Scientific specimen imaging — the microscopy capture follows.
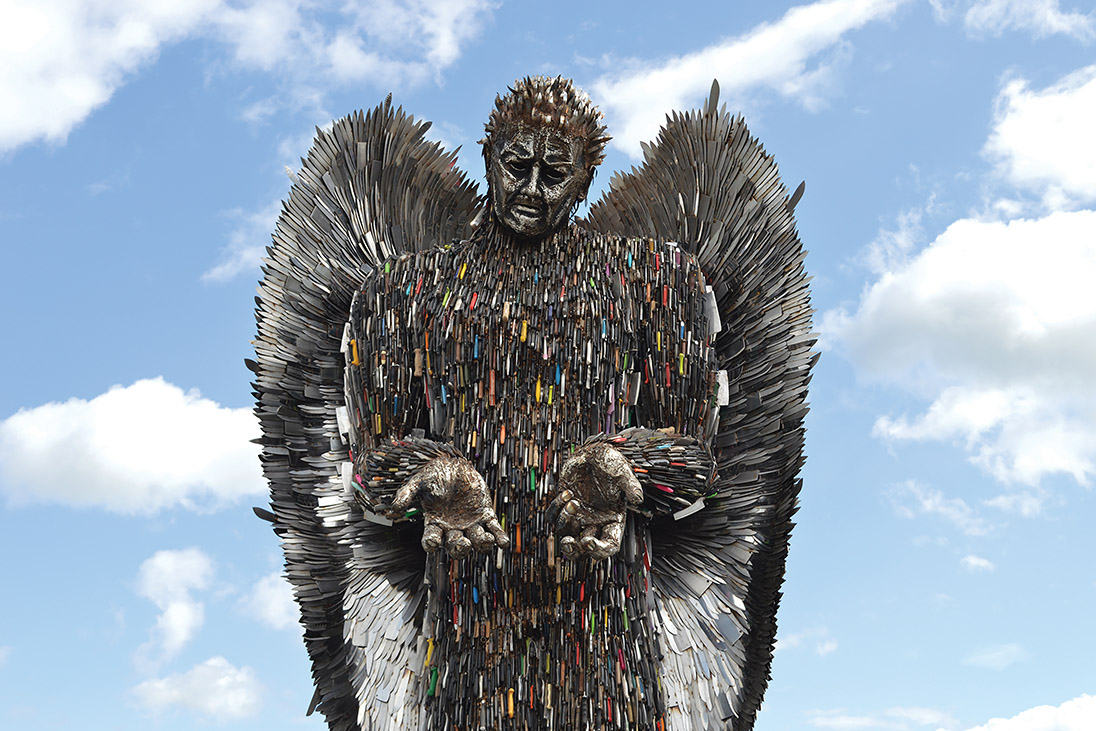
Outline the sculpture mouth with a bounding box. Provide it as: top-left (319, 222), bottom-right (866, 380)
top-left (509, 197), bottom-right (544, 217)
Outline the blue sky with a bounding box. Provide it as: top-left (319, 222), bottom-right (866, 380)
top-left (1, 0), bottom-right (1095, 729)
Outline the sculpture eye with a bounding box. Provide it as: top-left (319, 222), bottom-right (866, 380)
top-left (542, 167), bottom-right (567, 185)
top-left (506, 159), bottom-right (531, 176)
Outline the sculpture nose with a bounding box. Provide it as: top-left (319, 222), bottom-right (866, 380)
top-left (520, 163), bottom-right (543, 197)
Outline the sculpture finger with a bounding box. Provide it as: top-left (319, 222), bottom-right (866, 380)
top-left (421, 523), bottom-right (443, 553)
top-left (445, 529), bottom-right (472, 559)
top-left (466, 523), bottom-right (493, 552)
top-left (389, 471), bottom-right (424, 514)
top-left (594, 521), bottom-right (625, 559)
top-left (621, 469), bottom-right (644, 506)
top-left (577, 521), bottom-right (624, 560)
top-left (554, 499), bottom-right (582, 532)
top-left (545, 489), bottom-right (572, 526)
top-left (484, 516), bottom-right (510, 549)
top-left (559, 535), bottom-right (578, 557)
top-left (577, 525), bottom-right (604, 556)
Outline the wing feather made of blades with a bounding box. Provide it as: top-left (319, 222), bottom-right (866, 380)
top-left (251, 98), bottom-right (481, 731)
top-left (583, 81), bottom-right (815, 731)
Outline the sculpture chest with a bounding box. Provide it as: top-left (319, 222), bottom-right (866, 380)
top-left (347, 229), bottom-right (714, 729)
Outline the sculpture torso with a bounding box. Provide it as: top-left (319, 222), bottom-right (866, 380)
top-left (346, 225), bottom-right (717, 729)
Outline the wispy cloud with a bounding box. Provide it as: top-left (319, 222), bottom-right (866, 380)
top-left (889, 481), bottom-right (990, 536)
top-left (0, 377), bottom-right (262, 514)
top-left (590, 0), bottom-right (911, 157)
top-left (965, 0), bottom-right (1095, 40)
top-left (776, 626), bottom-right (839, 656)
top-left (887, 706), bottom-right (957, 727)
top-left (808, 705), bottom-right (957, 729)
top-left (962, 643), bottom-right (1027, 670)
top-left (203, 199), bottom-right (282, 283)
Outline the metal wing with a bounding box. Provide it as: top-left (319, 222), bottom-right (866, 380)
top-left (583, 81), bottom-right (815, 731)
top-left (251, 98), bottom-right (481, 730)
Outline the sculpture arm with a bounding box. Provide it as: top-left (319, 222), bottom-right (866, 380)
top-left (343, 265), bottom-right (507, 557)
top-left (547, 428), bottom-right (714, 558)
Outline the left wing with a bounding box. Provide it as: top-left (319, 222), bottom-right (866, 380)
top-left (252, 98), bottom-right (481, 730)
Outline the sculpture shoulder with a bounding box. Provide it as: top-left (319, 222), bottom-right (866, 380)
top-left (349, 241), bottom-right (470, 313)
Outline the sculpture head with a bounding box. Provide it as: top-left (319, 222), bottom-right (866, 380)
top-left (482, 76), bottom-right (610, 240)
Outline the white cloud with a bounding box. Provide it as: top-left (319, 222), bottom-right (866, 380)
top-left (240, 572), bottom-right (298, 631)
top-left (961, 694), bottom-right (1096, 731)
top-left (963, 643), bottom-right (1028, 671)
top-left (0, 645), bottom-right (10, 666)
top-left (889, 481), bottom-right (990, 536)
top-left (960, 554), bottom-right (995, 572)
top-left (0, 0), bottom-right (221, 153)
top-left (136, 548), bottom-right (214, 664)
top-left (133, 656), bottom-right (262, 721)
top-left (203, 199), bottom-right (283, 282)
top-left (965, 0), bottom-right (1095, 40)
top-left (986, 65), bottom-right (1096, 207)
top-left (590, 0), bottom-right (910, 157)
top-left (0, 0), bottom-right (496, 154)
top-left (0, 377), bottom-right (262, 514)
top-left (829, 209), bottom-right (1096, 489)
top-left (826, 65), bottom-right (1096, 499)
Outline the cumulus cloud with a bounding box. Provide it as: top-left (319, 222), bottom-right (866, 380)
top-left (825, 63), bottom-right (1096, 502)
top-left (965, 0), bottom-right (1095, 40)
top-left (960, 554), bottom-right (995, 572)
top-left (133, 656), bottom-right (262, 721)
top-left (889, 481), bottom-right (990, 536)
top-left (961, 694), bottom-right (1096, 731)
top-left (0, 0), bottom-right (220, 153)
top-left (136, 548), bottom-right (214, 664)
top-left (985, 65), bottom-right (1096, 208)
top-left (0, 377), bottom-right (262, 514)
top-left (962, 643), bottom-right (1027, 670)
top-left (590, 0), bottom-right (910, 157)
top-left (0, 0), bottom-right (496, 154)
top-left (240, 572), bottom-right (298, 631)
top-left (829, 209), bottom-right (1096, 490)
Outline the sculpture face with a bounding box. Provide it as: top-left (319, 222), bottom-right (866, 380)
top-left (488, 127), bottom-right (590, 239)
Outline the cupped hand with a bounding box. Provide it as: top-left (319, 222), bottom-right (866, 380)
top-left (548, 443), bottom-right (643, 560)
top-left (388, 456), bottom-right (509, 558)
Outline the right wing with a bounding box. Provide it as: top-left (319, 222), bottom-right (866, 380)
top-left (583, 81), bottom-right (815, 731)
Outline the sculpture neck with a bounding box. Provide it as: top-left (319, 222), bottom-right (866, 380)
top-left (475, 214), bottom-right (572, 261)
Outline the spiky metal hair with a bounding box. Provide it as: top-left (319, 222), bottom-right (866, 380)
top-left (483, 76), bottom-right (611, 168)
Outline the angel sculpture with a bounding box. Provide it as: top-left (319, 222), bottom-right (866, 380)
top-left (252, 76), bottom-right (814, 731)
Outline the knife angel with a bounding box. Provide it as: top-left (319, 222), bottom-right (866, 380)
top-left (252, 76), bottom-right (813, 731)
